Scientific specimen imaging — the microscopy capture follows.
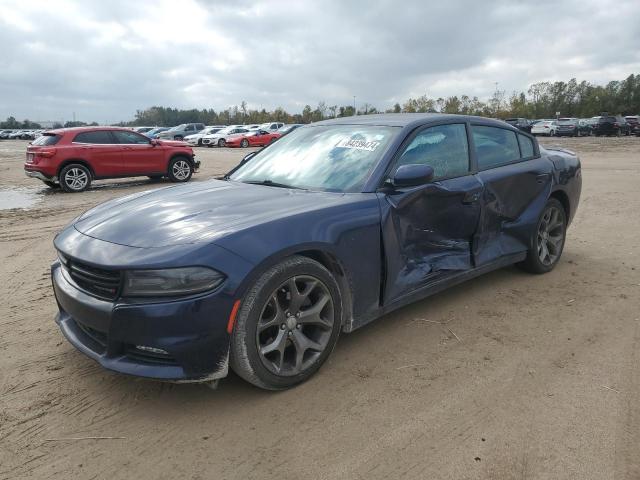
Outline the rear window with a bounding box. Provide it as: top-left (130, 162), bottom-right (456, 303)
top-left (73, 131), bottom-right (115, 144)
top-left (31, 133), bottom-right (61, 146)
top-left (472, 125), bottom-right (520, 170)
top-left (599, 116), bottom-right (616, 123)
top-left (518, 134), bottom-right (535, 158)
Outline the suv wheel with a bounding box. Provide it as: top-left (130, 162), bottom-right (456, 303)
top-left (59, 164), bottom-right (91, 193)
top-left (167, 157), bottom-right (193, 182)
top-left (174, 135), bottom-right (183, 141)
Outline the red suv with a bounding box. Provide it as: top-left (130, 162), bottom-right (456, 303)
top-left (24, 127), bottom-right (199, 192)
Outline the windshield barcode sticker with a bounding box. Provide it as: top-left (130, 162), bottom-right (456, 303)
top-left (335, 138), bottom-right (381, 151)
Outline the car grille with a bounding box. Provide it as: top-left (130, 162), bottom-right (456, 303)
top-left (62, 257), bottom-right (122, 300)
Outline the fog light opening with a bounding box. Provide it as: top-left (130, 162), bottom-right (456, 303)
top-left (135, 345), bottom-right (169, 355)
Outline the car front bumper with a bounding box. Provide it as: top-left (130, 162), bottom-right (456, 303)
top-left (52, 260), bottom-right (233, 382)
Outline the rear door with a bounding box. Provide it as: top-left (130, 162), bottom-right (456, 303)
top-left (112, 130), bottom-right (164, 176)
top-left (379, 122), bottom-right (483, 303)
top-left (471, 125), bottom-right (553, 265)
top-left (71, 130), bottom-right (122, 177)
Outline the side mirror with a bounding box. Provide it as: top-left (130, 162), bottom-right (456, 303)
top-left (391, 164), bottom-right (434, 188)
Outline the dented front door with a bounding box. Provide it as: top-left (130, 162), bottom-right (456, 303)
top-left (379, 174), bottom-right (483, 303)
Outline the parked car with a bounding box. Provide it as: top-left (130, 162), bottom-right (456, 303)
top-left (9, 130), bottom-right (26, 139)
top-left (132, 126), bottom-right (155, 134)
top-left (24, 127), bottom-right (198, 192)
top-left (224, 129), bottom-right (280, 148)
top-left (156, 123), bottom-right (206, 141)
top-left (624, 115), bottom-right (639, 131)
top-left (50, 114), bottom-right (581, 390)
top-left (531, 120), bottom-right (557, 136)
top-left (591, 115), bottom-right (630, 136)
top-left (0, 129), bottom-right (13, 139)
top-left (555, 118), bottom-right (591, 137)
top-left (185, 126), bottom-right (225, 146)
top-left (144, 127), bottom-right (170, 139)
top-left (503, 118), bottom-right (532, 133)
top-left (258, 122), bottom-right (285, 131)
top-left (202, 126), bottom-right (249, 147)
top-left (274, 124), bottom-right (303, 137)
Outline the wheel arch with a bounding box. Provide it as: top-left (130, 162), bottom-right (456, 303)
top-left (235, 245), bottom-right (355, 332)
top-left (167, 152), bottom-right (194, 169)
top-left (549, 189), bottom-right (570, 222)
top-left (57, 158), bottom-right (95, 179)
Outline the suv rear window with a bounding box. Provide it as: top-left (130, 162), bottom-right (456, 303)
top-left (31, 133), bottom-right (61, 146)
top-left (599, 117), bottom-right (616, 123)
top-left (74, 131), bottom-right (115, 144)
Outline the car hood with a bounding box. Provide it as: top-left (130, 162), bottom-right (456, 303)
top-left (73, 180), bottom-right (350, 248)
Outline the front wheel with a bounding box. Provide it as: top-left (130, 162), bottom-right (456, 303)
top-left (167, 157), bottom-right (193, 182)
top-left (519, 198), bottom-right (566, 274)
top-left (240, 139), bottom-right (249, 148)
top-left (230, 256), bottom-right (342, 390)
top-left (59, 164), bottom-right (92, 193)
top-left (218, 138), bottom-right (226, 147)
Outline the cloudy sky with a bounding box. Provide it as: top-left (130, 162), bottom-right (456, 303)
top-left (1, 0), bottom-right (639, 123)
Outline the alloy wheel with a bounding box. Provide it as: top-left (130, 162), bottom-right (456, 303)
top-left (172, 160), bottom-right (191, 180)
top-left (64, 168), bottom-right (88, 191)
top-left (256, 275), bottom-right (334, 376)
top-left (537, 206), bottom-right (564, 266)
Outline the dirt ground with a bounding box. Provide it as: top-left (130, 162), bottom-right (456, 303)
top-left (0, 136), bottom-right (639, 479)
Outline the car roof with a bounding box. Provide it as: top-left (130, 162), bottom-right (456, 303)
top-left (45, 126), bottom-right (136, 134)
top-left (313, 113), bottom-right (515, 129)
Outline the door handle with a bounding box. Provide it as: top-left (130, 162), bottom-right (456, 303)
top-left (536, 173), bottom-right (551, 184)
top-left (462, 191), bottom-right (481, 204)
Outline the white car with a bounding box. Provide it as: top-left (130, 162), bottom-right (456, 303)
top-left (531, 120), bottom-right (558, 136)
top-left (258, 122), bottom-right (285, 131)
top-left (202, 126), bottom-right (250, 147)
top-left (184, 126), bottom-right (226, 146)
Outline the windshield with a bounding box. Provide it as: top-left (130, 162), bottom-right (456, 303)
top-left (230, 125), bottom-right (398, 192)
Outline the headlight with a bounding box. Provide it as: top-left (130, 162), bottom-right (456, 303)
top-left (123, 267), bottom-right (225, 297)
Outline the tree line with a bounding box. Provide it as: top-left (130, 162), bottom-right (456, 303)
top-left (2, 73), bottom-right (638, 129)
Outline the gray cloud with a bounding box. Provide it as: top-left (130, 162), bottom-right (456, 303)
top-left (0, 0), bottom-right (639, 123)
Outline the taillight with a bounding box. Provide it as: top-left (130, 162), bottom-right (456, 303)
top-left (36, 149), bottom-right (56, 158)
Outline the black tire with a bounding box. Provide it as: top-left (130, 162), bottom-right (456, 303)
top-left (167, 156), bottom-right (193, 182)
top-left (59, 164), bottom-right (92, 193)
top-left (230, 255), bottom-right (342, 390)
top-left (218, 138), bottom-right (226, 147)
top-left (518, 198), bottom-right (566, 274)
top-left (240, 139), bottom-right (249, 148)
top-left (174, 135), bottom-right (183, 141)
top-left (41, 180), bottom-right (58, 189)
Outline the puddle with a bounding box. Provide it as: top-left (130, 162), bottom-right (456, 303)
top-left (0, 187), bottom-right (42, 210)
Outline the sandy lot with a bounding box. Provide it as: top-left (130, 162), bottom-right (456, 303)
top-left (0, 136), bottom-right (639, 479)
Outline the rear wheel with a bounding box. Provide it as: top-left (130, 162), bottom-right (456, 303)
top-left (519, 198), bottom-right (566, 274)
top-left (167, 157), bottom-right (193, 182)
top-left (218, 138), bottom-right (226, 147)
top-left (59, 164), bottom-right (91, 193)
top-left (230, 256), bottom-right (342, 390)
top-left (174, 135), bottom-right (184, 141)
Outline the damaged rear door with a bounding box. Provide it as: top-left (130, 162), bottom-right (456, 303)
top-left (378, 122), bottom-right (483, 303)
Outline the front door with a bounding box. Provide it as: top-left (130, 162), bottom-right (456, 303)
top-left (379, 122), bottom-right (483, 303)
top-left (112, 130), bottom-right (163, 176)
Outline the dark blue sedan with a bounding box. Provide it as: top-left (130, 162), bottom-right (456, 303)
top-left (52, 114), bottom-right (582, 390)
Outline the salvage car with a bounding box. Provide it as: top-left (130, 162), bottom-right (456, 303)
top-left (202, 126), bottom-right (249, 147)
top-left (224, 129), bottom-right (280, 148)
top-left (24, 127), bottom-right (198, 192)
top-left (51, 114), bottom-right (581, 389)
top-left (531, 120), bottom-right (557, 136)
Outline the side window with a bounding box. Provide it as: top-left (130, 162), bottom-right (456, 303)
top-left (113, 130), bottom-right (150, 145)
top-left (518, 133), bottom-right (535, 158)
top-left (472, 125), bottom-right (520, 170)
top-left (396, 123), bottom-right (469, 180)
top-left (186, 125), bottom-right (195, 131)
top-left (73, 131), bottom-right (114, 144)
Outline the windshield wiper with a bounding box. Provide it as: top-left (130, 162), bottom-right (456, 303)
top-left (242, 179), bottom-right (304, 190)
